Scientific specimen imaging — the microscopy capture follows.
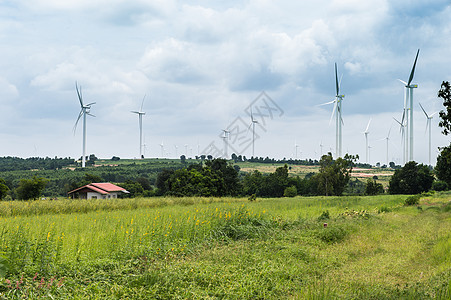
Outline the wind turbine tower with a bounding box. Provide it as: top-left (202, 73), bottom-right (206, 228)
top-left (419, 103), bottom-right (438, 166)
top-left (222, 130), bottom-right (230, 159)
top-left (320, 63), bottom-right (345, 158)
top-left (393, 117), bottom-right (407, 165)
top-left (131, 95), bottom-right (146, 159)
top-left (249, 109), bottom-right (259, 157)
top-left (74, 82), bottom-right (95, 168)
top-left (398, 49), bottom-right (420, 162)
top-left (364, 118), bottom-right (371, 164)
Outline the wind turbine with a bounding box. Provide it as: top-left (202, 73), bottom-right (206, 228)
top-left (131, 95), bottom-right (146, 159)
top-left (384, 127), bottom-right (392, 167)
top-left (419, 102), bottom-right (438, 166)
top-left (248, 108), bottom-right (259, 157)
top-left (398, 49), bottom-right (420, 162)
top-left (294, 140), bottom-right (300, 159)
top-left (363, 118), bottom-right (371, 164)
top-left (319, 63), bottom-right (344, 158)
top-left (222, 130), bottom-right (230, 159)
top-left (319, 141), bottom-right (324, 157)
top-left (393, 117), bottom-right (407, 165)
top-left (74, 82), bottom-right (95, 168)
top-left (160, 141), bottom-right (165, 158)
top-left (377, 126), bottom-right (392, 167)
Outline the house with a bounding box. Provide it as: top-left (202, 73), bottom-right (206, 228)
top-left (68, 183), bottom-right (129, 199)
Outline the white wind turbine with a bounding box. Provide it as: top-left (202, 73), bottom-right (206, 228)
top-left (419, 102), bottom-right (438, 166)
top-left (320, 63), bottom-right (344, 158)
top-left (74, 82), bottom-right (95, 168)
top-left (248, 108), bottom-right (259, 157)
top-left (377, 127), bottom-right (392, 167)
top-left (222, 130), bottom-right (230, 159)
top-left (294, 140), bottom-right (300, 159)
top-left (363, 118), bottom-right (371, 164)
top-left (393, 117), bottom-right (407, 165)
top-left (398, 49), bottom-right (420, 162)
top-left (160, 141), bottom-right (165, 157)
top-left (131, 95), bottom-right (146, 159)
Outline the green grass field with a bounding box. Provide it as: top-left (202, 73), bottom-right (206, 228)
top-left (0, 193), bottom-right (450, 299)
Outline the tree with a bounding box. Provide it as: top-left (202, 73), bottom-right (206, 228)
top-left (365, 178), bottom-right (384, 195)
top-left (435, 144), bottom-right (451, 188)
top-left (438, 81), bottom-right (451, 135)
top-left (16, 176), bottom-right (48, 200)
top-left (315, 153), bottom-right (357, 196)
top-left (0, 178), bottom-right (9, 200)
top-left (388, 161), bottom-right (434, 194)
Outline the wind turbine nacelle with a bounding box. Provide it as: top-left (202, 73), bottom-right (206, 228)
top-left (409, 84), bottom-right (418, 88)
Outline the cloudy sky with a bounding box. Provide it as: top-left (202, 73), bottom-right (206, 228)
top-left (0, 0), bottom-right (450, 166)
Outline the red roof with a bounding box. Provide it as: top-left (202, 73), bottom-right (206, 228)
top-left (68, 183), bottom-right (127, 195)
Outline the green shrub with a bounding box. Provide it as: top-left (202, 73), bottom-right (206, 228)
top-left (283, 186), bottom-right (297, 197)
top-left (378, 206), bottom-right (391, 213)
top-left (317, 210), bottom-right (330, 221)
top-left (317, 225), bottom-right (348, 243)
top-left (433, 180), bottom-right (449, 191)
top-left (404, 194), bottom-right (421, 206)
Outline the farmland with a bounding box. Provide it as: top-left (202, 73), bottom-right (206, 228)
top-left (0, 192), bottom-right (450, 299)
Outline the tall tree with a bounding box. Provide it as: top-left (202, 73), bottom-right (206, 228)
top-left (389, 161), bottom-right (434, 194)
top-left (315, 153), bottom-right (357, 196)
top-left (438, 81), bottom-right (451, 135)
top-left (435, 144), bottom-right (451, 187)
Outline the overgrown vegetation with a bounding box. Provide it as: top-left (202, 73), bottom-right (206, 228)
top-left (0, 193), bottom-right (449, 298)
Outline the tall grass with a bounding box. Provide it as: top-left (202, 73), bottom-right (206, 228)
top-left (0, 193), bottom-right (449, 298)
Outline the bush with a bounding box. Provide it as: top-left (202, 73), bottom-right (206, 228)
top-left (283, 186), bottom-right (297, 197)
top-left (404, 195), bottom-right (421, 206)
top-left (433, 180), bottom-right (449, 191)
top-left (317, 225), bottom-right (348, 243)
top-left (317, 210), bottom-right (330, 221)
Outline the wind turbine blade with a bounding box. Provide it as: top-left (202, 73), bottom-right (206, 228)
top-left (318, 99), bottom-right (335, 106)
top-left (75, 82), bottom-right (84, 107)
top-left (86, 102), bottom-right (96, 106)
top-left (140, 94), bottom-right (146, 111)
top-left (73, 110), bottom-right (84, 134)
top-left (401, 110), bottom-right (406, 125)
top-left (335, 63), bottom-right (339, 96)
top-left (407, 49), bottom-right (420, 86)
top-left (388, 126), bottom-right (392, 138)
top-left (131, 111), bottom-right (140, 114)
top-left (365, 118), bottom-right (372, 132)
top-left (87, 113), bottom-right (96, 117)
top-left (398, 79), bottom-right (408, 86)
top-left (337, 106), bottom-right (344, 125)
top-left (329, 101), bottom-right (337, 125)
top-left (418, 102), bottom-right (428, 117)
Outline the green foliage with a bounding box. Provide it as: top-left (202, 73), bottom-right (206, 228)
top-left (248, 194), bottom-right (257, 202)
top-left (317, 225), bottom-right (348, 243)
top-left (0, 178), bottom-right (9, 200)
top-left (388, 161), bottom-right (434, 194)
top-left (438, 81), bottom-right (451, 135)
top-left (156, 159), bottom-right (240, 197)
top-left (15, 176), bottom-right (48, 200)
top-left (317, 210), bottom-right (330, 221)
top-left (314, 153), bottom-right (358, 196)
top-left (0, 156), bottom-right (74, 171)
top-left (283, 185), bottom-right (297, 197)
top-left (436, 143), bottom-right (451, 187)
top-left (405, 194), bottom-right (421, 206)
top-left (433, 180), bottom-right (449, 191)
top-left (0, 194), bottom-right (448, 298)
top-left (365, 178), bottom-right (384, 195)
